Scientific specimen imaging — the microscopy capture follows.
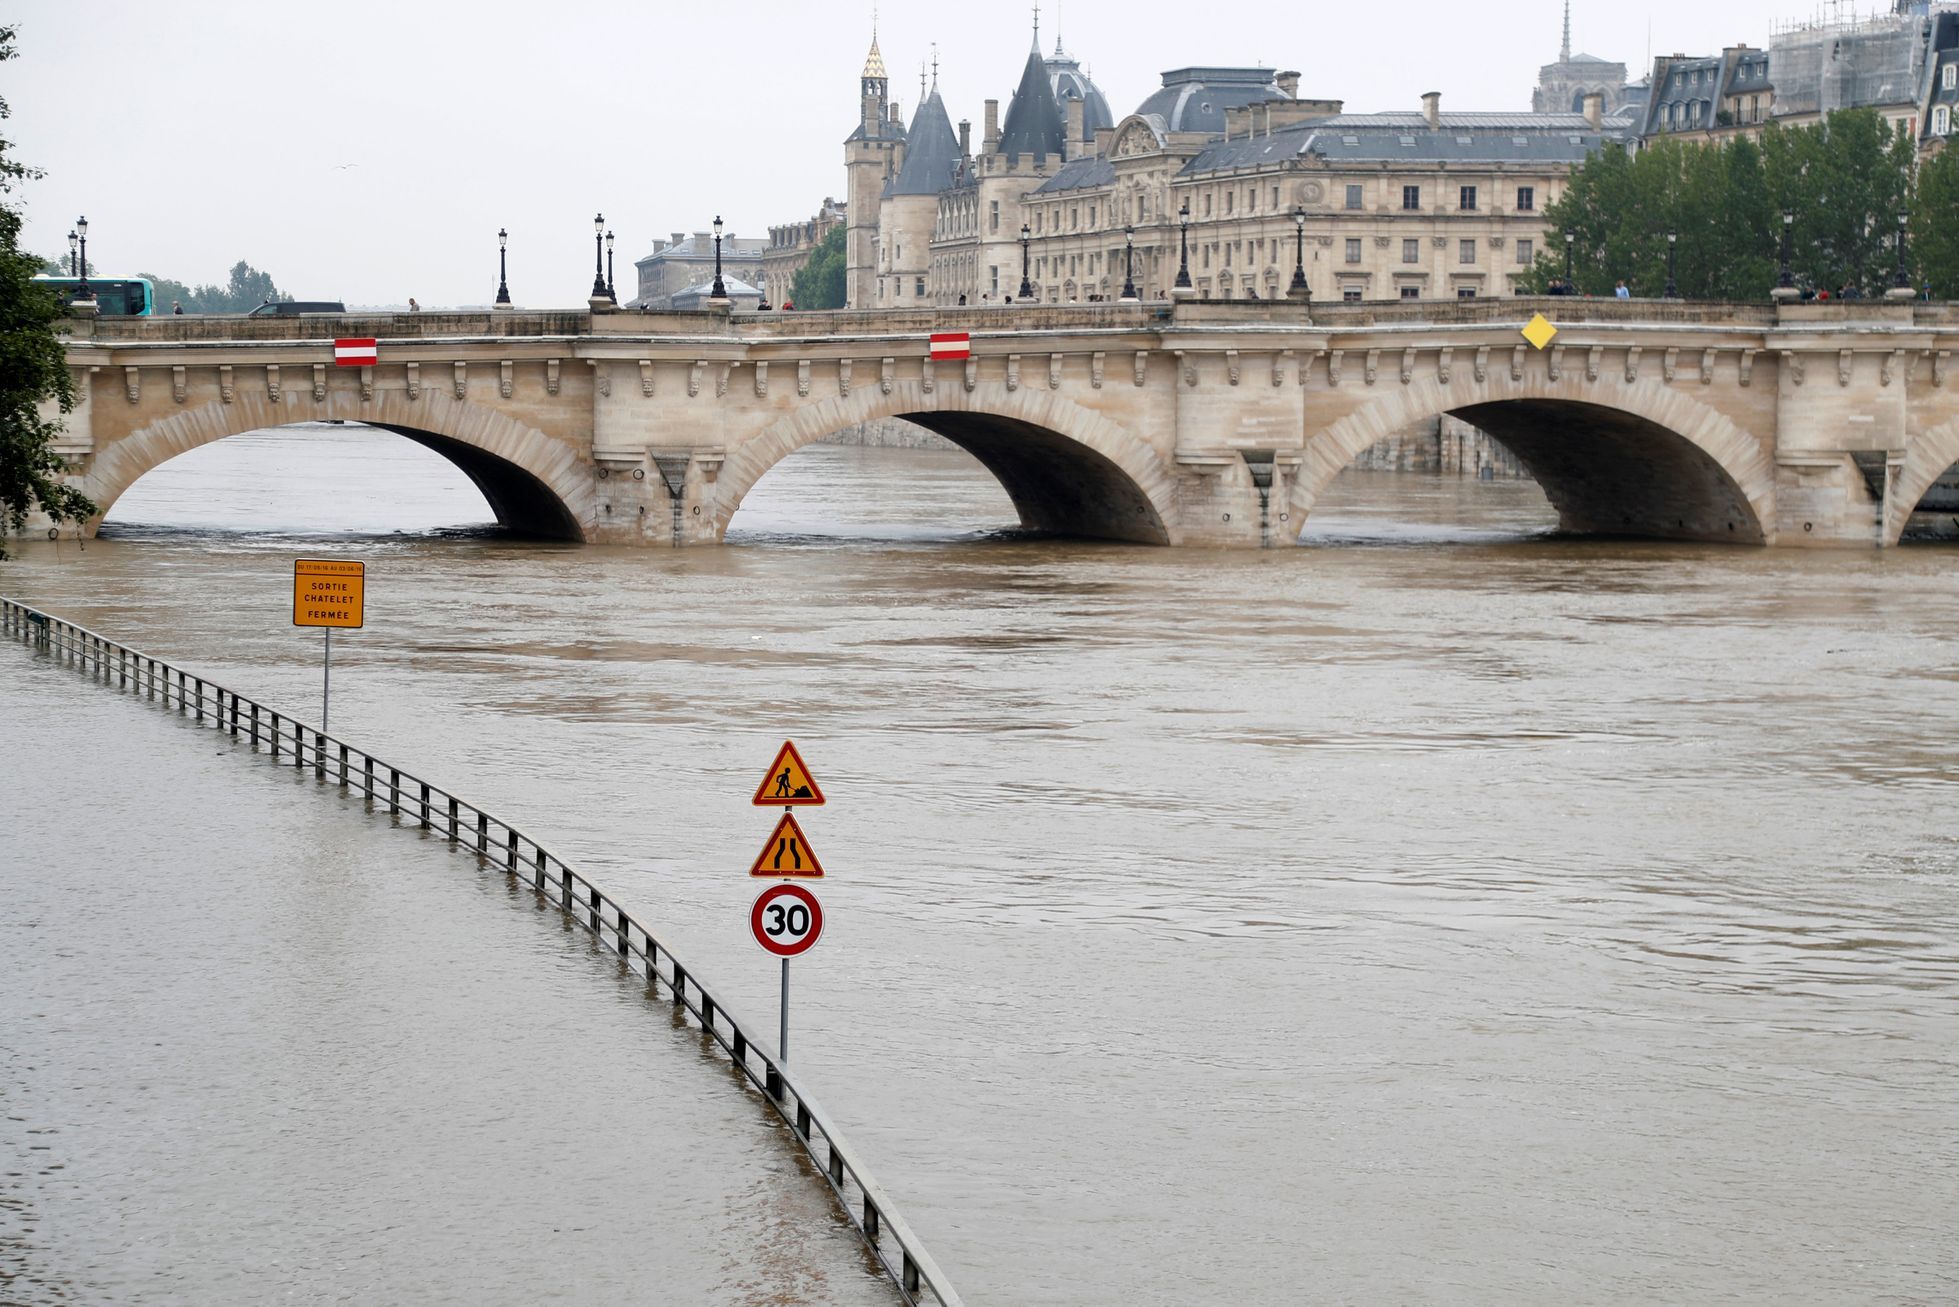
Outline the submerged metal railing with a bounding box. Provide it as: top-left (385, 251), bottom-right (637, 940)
top-left (1, 596), bottom-right (961, 1307)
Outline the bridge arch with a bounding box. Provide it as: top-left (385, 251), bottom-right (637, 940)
top-left (715, 380), bottom-right (1176, 544)
top-left (1290, 370), bottom-right (1777, 544)
top-left (83, 388), bottom-right (590, 540)
top-left (1888, 416), bottom-right (1959, 545)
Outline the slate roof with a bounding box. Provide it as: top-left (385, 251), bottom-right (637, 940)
top-left (891, 90), bottom-right (963, 196)
top-left (1178, 117), bottom-right (1618, 176)
top-left (1135, 67), bottom-right (1286, 135)
top-left (1000, 48), bottom-right (1066, 161)
top-left (1032, 157), bottom-right (1117, 194)
top-left (1048, 52), bottom-right (1114, 143)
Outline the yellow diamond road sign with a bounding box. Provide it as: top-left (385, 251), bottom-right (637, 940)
top-left (1521, 314), bottom-right (1559, 351)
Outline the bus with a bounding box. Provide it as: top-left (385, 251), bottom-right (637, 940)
top-left (33, 276), bottom-right (155, 316)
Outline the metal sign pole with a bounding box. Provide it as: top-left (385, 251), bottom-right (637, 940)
top-left (322, 627), bottom-right (332, 731)
top-left (780, 957), bottom-right (790, 1063)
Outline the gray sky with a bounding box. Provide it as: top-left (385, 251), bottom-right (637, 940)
top-left (9, 0), bottom-right (1852, 307)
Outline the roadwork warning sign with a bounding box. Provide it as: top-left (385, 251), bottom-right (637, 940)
top-left (293, 558), bottom-right (366, 628)
top-left (753, 740), bottom-right (825, 806)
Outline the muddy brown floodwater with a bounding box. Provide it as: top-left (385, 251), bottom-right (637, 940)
top-left (3, 424), bottom-right (1956, 1305)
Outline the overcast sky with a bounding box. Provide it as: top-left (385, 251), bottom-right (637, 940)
top-left (9, 0), bottom-right (1858, 308)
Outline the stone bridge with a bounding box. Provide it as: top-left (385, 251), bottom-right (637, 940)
top-left (36, 298), bottom-right (1959, 548)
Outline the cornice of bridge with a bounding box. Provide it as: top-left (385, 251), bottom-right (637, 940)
top-left (58, 299), bottom-right (1959, 369)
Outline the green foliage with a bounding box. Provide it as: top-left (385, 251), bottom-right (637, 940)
top-left (1527, 108), bottom-right (1920, 300)
top-left (0, 25), bottom-right (95, 556)
top-left (135, 261), bottom-right (289, 314)
top-left (1910, 146), bottom-right (1959, 298)
top-left (789, 224), bottom-right (846, 310)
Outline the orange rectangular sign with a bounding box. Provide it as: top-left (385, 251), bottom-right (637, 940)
top-left (293, 558), bottom-right (365, 629)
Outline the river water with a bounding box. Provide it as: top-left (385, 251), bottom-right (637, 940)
top-left (4, 424), bottom-right (1956, 1305)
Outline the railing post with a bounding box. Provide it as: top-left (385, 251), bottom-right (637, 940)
top-left (194, 678), bottom-right (204, 721)
top-left (270, 713), bottom-right (279, 759)
top-left (796, 1102), bottom-right (812, 1137)
top-left (505, 828), bottom-right (518, 872)
top-left (561, 865), bottom-right (572, 911)
top-left (364, 756), bottom-right (375, 805)
top-left (314, 730), bottom-right (326, 777)
top-left (702, 994), bottom-right (716, 1028)
top-left (389, 768), bottom-right (400, 814)
top-left (616, 906), bottom-right (629, 957)
top-left (419, 782), bottom-right (430, 828)
top-left (476, 811), bottom-right (488, 855)
top-left (732, 1029), bottom-right (747, 1064)
top-left (902, 1252), bottom-right (920, 1295)
top-left (766, 1065), bottom-right (783, 1099)
top-left (339, 743), bottom-right (349, 788)
top-left (672, 965), bottom-right (686, 1006)
top-left (447, 796), bottom-right (458, 842)
top-left (645, 942), bottom-right (658, 990)
top-left (534, 846), bottom-right (546, 889)
top-left (588, 883), bottom-right (600, 932)
top-left (862, 1198), bottom-right (880, 1246)
top-left (250, 702), bottom-right (259, 748)
top-left (829, 1143), bottom-right (845, 1186)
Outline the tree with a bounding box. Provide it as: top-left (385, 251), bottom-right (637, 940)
top-left (1524, 109), bottom-right (1917, 300)
top-left (789, 224), bottom-right (846, 310)
top-left (0, 25), bottom-right (94, 557)
top-left (1912, 146), bottom-right (1959, 298)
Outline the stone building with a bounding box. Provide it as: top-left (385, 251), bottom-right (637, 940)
top-left (632, 231), bottom-right (766, 310)
top-left (1635, 2), bottom-right (1959, 156)
top-left (1533, 2), bottom-right (1631, 114)
top-left (844, 22), bottom-right (1631, 307)
top-left (761, 198), bottom-right (847, 307)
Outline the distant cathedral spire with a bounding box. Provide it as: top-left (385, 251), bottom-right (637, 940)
top-left (1031, 2), bottom-right (1040, 54)
top-left (1561, 1), bottom-right (1572, 62)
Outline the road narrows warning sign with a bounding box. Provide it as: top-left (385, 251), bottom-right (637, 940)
top-left (753, 740), bottom-right (825, 806)
top-left (749, 811), bottom-right (826, 878)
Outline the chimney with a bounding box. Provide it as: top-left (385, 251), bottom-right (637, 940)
top-left (983, 98), bottom-right (1000, 151)
top-left (670, 232), bottom-right (684, 248)
top-left (1421, 91), bottom-right (1442, 129)
top-left (1582, 91), bottom-right (1604, 129)
top-left (1275, 70), bottom-right (1301, 99)
top-left (890, 101), bottom-right (902, 125)
top-left (959, 118), bottom-right (972, 157)
top-left (1065, 94), bottom-right (1085, 160)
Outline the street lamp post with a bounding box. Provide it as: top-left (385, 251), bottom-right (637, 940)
top-left (605, 229), bottom-right (616, 303)
top-left (1664, 229), bottom-right (1679, 299)
top-left (710, 215), bottom-right (729, 304)
top-left (1288, 205), bottom-right (1310, 302)
top-left (590, 213), bottom-right (609, 300)
top-left (1775, 209), bottom-right (1797, 300)
top-left (1174, 199), bottom-right (1193, 294)
top-left (1120, 225), bottom-right (1138, 303)
top-left (1563, 227), bottom-right (1575, 288)
top-left (1018, 222), bottom-right (1034, 301)
top-left (1887, 210), bottom-right (1917, 301)
top-left (75, 216), bottom-right (93, 301)
top-left (67, 228), bottom-right (78, 278)
top-left (494, 228), bottom-right (512, 308)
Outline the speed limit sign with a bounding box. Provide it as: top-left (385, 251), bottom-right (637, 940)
top-left (751, 883), bottom-right (825, 958)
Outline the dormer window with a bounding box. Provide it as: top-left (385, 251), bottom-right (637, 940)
top-left (1945, 64), bottom-right (1957, 91)
top-left (1937, 105), bottom-right (1952, 136)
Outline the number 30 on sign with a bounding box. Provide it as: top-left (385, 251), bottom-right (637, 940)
top-left (751, 883), bottom-right (824, 958)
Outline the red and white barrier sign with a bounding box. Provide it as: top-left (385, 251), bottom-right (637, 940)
top-left (929, 332), bottom-right (971, 361)
top-left (333, 338), bottom-right (378, 367)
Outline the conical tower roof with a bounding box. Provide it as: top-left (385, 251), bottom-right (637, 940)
top-left (891, 90), bottom-right (962, 195)
top-left (863, 34), bottom-right (887, 79)
top-left (999, 48), bottom-right (1065, 162)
